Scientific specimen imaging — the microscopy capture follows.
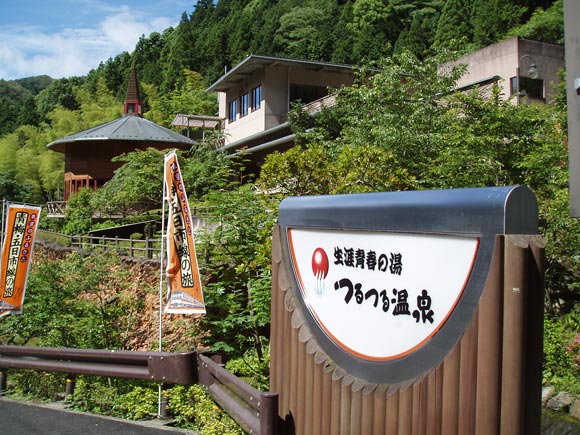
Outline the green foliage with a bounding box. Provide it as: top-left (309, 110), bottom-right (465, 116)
top-left (7, 370), bottom-right (64, 401)
top-left (94, 148), bottom-right (166, 217)
top-left (197, 185), bottom-right (276, 357)
top-left (165, 384), bottom-right (244, 434)
top-left (543, 314), bottom-right (580, 393)
top-left (67, 378), bottom-right (158, 420)
top-left (0, 250), bottom-right (141, 349)
top-left (64, 188), bottom-right (96, 235)
top-left (433, 0), bottom-right (474, 52)
top-left (507, 0), bottom-right (564, 44)
top-left (224, 345), bottom-right (270, 391)
top-left (144, 69), bottom-right (218, 128)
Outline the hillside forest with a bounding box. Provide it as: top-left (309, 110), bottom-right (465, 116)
top-left (0, 0), bottom-right (577, 431)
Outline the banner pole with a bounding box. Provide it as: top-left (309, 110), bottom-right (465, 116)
top-left (157, 156), bottom-right (169, 417)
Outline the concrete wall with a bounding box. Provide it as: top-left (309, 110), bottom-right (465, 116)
top-left (220, 64), bottom-right (355, 145)
top-left (451, 37), bottom-right (564, 103)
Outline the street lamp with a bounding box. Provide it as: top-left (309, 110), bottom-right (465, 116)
top-left (516, 54), bottom-right (539, 104)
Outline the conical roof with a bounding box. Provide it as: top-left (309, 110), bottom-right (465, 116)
top-left (47, 68), bottom-right (195, 153)
top-left (47, 116), bottom-right (195, 153)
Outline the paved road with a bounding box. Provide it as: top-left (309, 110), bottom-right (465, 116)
top-left (0, 398), bottom-right (197, 435)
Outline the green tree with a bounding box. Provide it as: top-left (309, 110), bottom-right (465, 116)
top-left (433, 0), bottom-right (474, 51)
top-left (145, 70), bottom-right (217, 128)
top-left (273, 4), bottom-right (336, 61)
top-left (349, 0), bottom-right (401, 61)
top-left (507, 0), bottom-right (564, 44)
top-left (197, 185), bottom-right (276, 358)
top-left (94, 148), bottom-right (167, 217)
top-left (394, 6), bottom-right (441, 58)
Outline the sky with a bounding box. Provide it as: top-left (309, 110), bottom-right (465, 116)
top-left (0, 0), bottom-right (192, 81)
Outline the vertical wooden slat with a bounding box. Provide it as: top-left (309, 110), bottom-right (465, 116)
top-left (373, 385), bottom-right (387, 435)
top-left (525, 237), bottom-right (545, 435)
top-left (339, 375), bottom-right (353, 435)
top-left (310, 356), bottom-right (323, 435)
top-left (296, 338), bottom-right (306, 434)
top-left (349, 380), bottom-right (363, 435)
top-left (270, 228), bottom-right (281, 394)
top-left (398, 385), bottom-right (413, 435)
top-left (433, 365), bottom-right (444, 435)
top-left (441, 341), bottom-right (460, 435)
top-left (386, 388), bottom-right (400, 434)
top-left (361, 384), bottom-right (375, 435)
top-left (458, 307), bottom-right (478, 435)
top-left (411, 381), bottom-right (422, 435)
top-left (289, 318), bottom-right (299, 425)
top-left (330, 370), bottom-right (343, 435)
top-left (303, 349), bottom-right (314, 435)
top-left (501, 236), bottom-right (528, 435)
top-left (321, 361), bottom-right (333, 435)
top-left (475, 237), bottom-right (503, 435)
top-left (417, 376), bottom-right (430, 435)
top-left (281, 292), bottom-right (292, 416)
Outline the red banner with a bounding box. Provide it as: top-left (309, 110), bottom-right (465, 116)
top-left (163, 151), bottom-right (205, 314)
top-left (0, 205), bottom-right (41, 316)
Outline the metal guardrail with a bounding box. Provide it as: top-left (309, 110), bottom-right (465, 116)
top-left (0, 346), bottom-right (282, 434)
top-left (0, 346), bottom-right (196, 385)
top-left (198, 354), bottom-right (280, 435)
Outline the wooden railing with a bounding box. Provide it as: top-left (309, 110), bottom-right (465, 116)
top-left (37, 231), bottom-right (163, 260)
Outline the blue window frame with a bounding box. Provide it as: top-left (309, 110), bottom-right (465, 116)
top-left (228, 99), bottom-right (237, 122)
top-left (251, 85), bottom-right (262, 111)
top-left (240, 93), bottom-right (249, 117)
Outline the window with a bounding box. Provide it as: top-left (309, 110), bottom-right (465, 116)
top-left (289, 84), bottom-right (327, 104)
top-left (251, 85), bottom-right (262, 111)
top-left (228, 99), bottom-right (237, 122)
top-left (240, 93), bottom-right (249, 117)
top-left (510, 76), bottom-right (545, 100)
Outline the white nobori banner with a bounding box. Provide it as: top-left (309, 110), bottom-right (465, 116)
top-left (288, 228), bottom-right (479, 361)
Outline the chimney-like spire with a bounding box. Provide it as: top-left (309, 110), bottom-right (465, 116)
top-left (123, 69), bottom-right (143, 117)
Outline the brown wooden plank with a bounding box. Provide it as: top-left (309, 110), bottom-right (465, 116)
top-left (330, 370), bottom-right (343, 435)
top-left (525, 237), bottom-right (545, 435)
top-left (321, 363), bottom-right (333, 435)
top-left (360, 384), bottom-right (375, 435)
top-left (386, 388), bottom-right (400, 434)
top-left (500, 236), bottom-right (528, 435)
top-left (441, 339), bottom-right (460, 435)
top-left (339, 375), bottom-right (353, 435)
top-left (373, 385), bottom-right (387, 435)
top-left (458, 307), bottom-right (478, 435)
top-left (475, 237), bottom-right (503, 435)
top-left (398, 385), bottom-right (413, 435)
top-left (296, 339), bottom-right (306, 434)
top-left (303, 350), bottom-right (314, 435)
top-left (349, 380), bottom-right (363, 435)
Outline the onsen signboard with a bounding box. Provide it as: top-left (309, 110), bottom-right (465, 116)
top-left (276, 186), bottom-right (539, 385)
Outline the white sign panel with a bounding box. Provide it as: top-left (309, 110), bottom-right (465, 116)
top-left (288, 228), bottom-right (479, 360)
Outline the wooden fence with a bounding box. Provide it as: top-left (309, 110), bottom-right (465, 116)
top-left (37, 231), bottom-right (163, 260)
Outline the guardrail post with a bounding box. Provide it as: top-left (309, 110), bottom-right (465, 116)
top-left (0, 369), bottom-right (7, 394)
top-left (259, 392), bottom-right (280, 435)
top-left (160, 384), bottom-right (169, 418)
top-left (65, 374), bottom-right (76, 397)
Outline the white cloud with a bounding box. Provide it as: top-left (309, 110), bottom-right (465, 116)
top-left (0, 4), bottom-right (179, 80)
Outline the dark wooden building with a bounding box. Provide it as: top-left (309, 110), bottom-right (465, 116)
top-left (47, 70), bottom-right (195, 201)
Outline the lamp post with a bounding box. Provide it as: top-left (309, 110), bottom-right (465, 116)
top-left (516, 54), bottom-right (539, 104)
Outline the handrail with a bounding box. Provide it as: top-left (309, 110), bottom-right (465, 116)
top-left (0, 346), bottom-right (282, 434)
top-left (198, 353), bottom-right (280, 435)
top-left (0, 345), bottom-right (196, 385)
